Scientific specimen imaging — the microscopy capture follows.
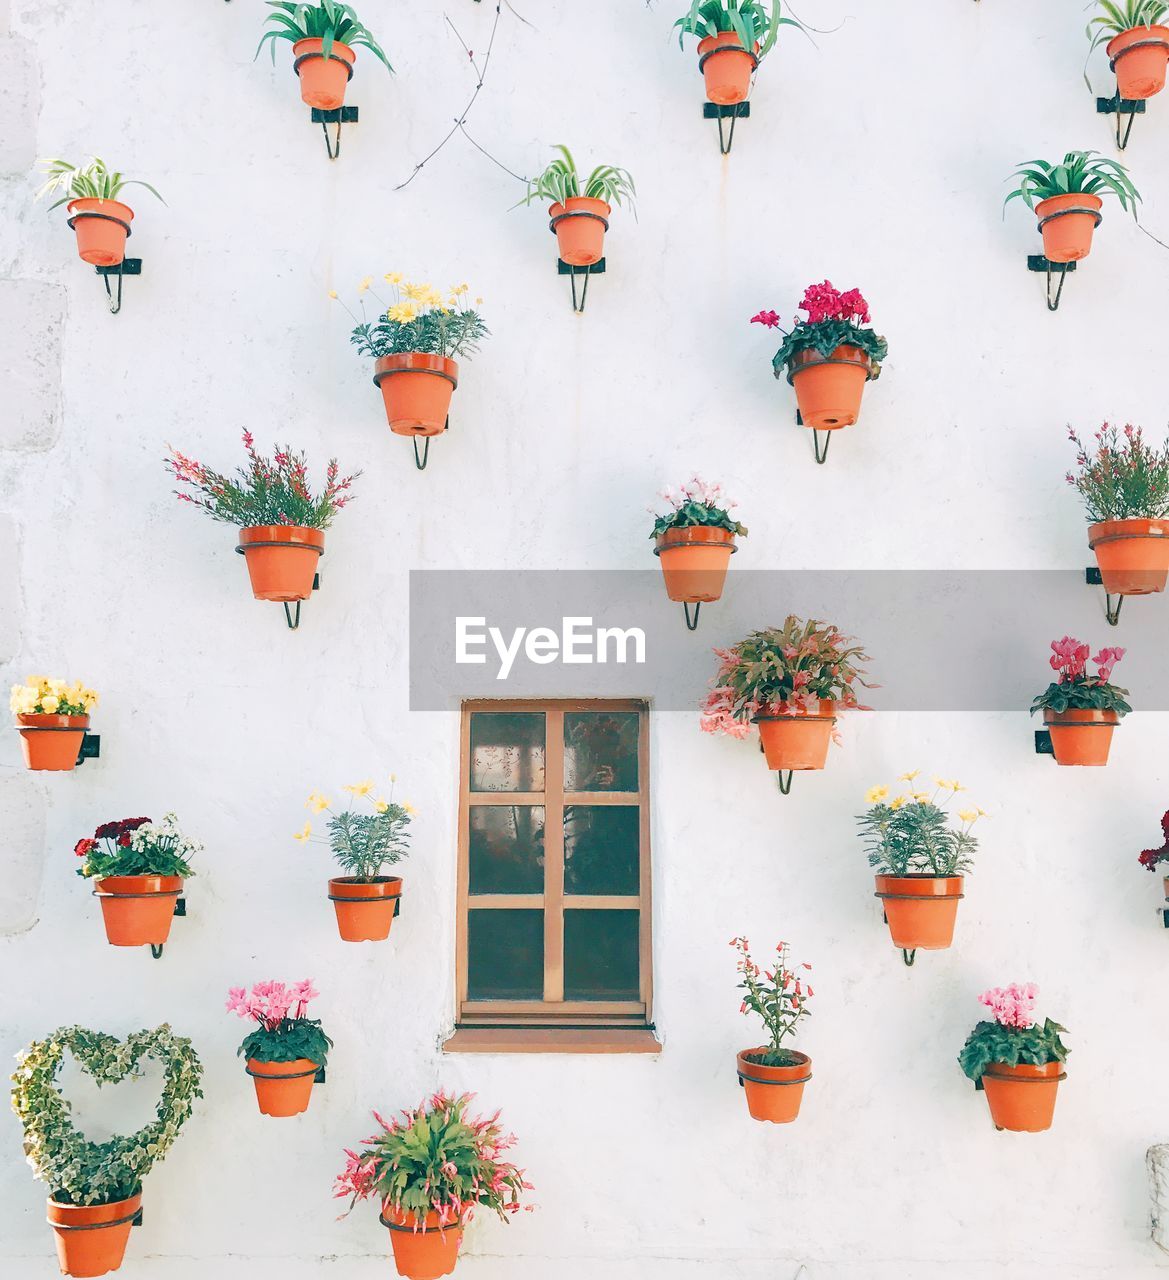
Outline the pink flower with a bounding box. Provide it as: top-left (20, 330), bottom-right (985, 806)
top-left (750, 309), bottom-right (781, 328)
top-left (977, 982), bottom-right (1039, 1029)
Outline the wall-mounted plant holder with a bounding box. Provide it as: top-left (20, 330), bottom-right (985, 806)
top-left (150, 896), bottom-right (186, 960)
top-left (703, 101), bottom-right (749, 155)
top-left (411, 418), bottom-right (449, 472)
top-left (558, 257), bottom-right (604, 314)
top-left (1085, 566), bottom-right (1124, 626)
top-left (283, 570), bottom-right (320, 629)
top-left (795, 409), bottom-right (834, 465)
top-left (93, 260), bottom-right (140, 316)
top-left (1034, 729), bottom-right (1054, 756)
top-left (1027, 253), bottom-right (1078, 312)
top-left (311, 106), bottom-right (358, 160)
top-left (1097, 92), bottom-right (1146, 150)
top-left (76, 733), bottom-right (101, 766)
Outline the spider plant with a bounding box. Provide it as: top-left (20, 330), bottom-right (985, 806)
top-left (1086, 0), bottom-right (1169, 55)
top-left (1003, 150), bottom-right (1141, 214)
top-left (256, 1), bottom-right (393, 72)
top-left (36, 158), bottom-right (163, 212)
top-left (518, 145), bottom-right (637, 213)
top-left (674, 0), bottom-right (805, 57)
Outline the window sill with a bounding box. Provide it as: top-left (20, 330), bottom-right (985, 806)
top-left (443, 1027), bottom-right (662, 1055)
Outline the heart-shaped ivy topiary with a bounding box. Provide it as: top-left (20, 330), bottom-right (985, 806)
top-left (11, 1024), bottom-right (203, 1206)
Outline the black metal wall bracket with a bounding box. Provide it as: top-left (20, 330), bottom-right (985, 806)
top-left (558, 257), bottom-right (605, 314)
top-left (314, 1066), bottom-right (326, 1084)
top-left (776, 770), bottom-right (794, 795)
top-left (150, 896), bottom-right (187, 959)
top-left (283, 570), bottom-right (321, 632)
top-left (1035, 730), bottom-right (1054, 756)
top-left (683, 601), bottom-right (702, 631)
top-left (1085, 565), bottom-right (1124, 625)
top-left (703, 100), bottom-right (750, 155)
top-left (75, 733), bottom-right (101, 767)
top-left (413, 416), bottom-right (450, 472)
top-left (311, 106), bottom-right (358, 160)
top-left (94, 260), bottom-right (141, 316)
top-left (133, 1207), bottom-right (143, 1227)
top-left (795, 409), bottom-right (832, 465)
top-left (902, 949), bottom-right (916, 967)
top-left (1161, 905), bottom-right (1169, 929)
top-left (1027, 255), bottom-right (1076, 312)
top-left (1097, 91), bottom-right (1145, 150)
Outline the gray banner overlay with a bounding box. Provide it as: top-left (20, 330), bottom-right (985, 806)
top-left (408, 570), bottom-right (1168, 711)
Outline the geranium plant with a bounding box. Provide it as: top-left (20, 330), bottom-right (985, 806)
top-left (226, 980), bottom-right (332, 1067)
top-left (732, 936), bottom-right (811, 1068)
top-left (648, 475), bottom-right (747, 541)
top-left (256, 1), bottom-right (393, 69)
top-left (1067, 423), bottom-right (1169, 522)
top-left (1030, 637), bottom-right (1130, 717)
top-left (75, 814), bottom-right (199, 882)
top-left (857, 776), bottom-right (982, 877)
top-left (339, 278), bottom-right (488, 361)
top-left (10, 676), bottom-right (98, 718)
top-left (958, 984), bottom-right (1069, 1081)
top-left (1138, 811), bottom-right (1169, 873)
top-left (752, 282), bottom-right (888, 378)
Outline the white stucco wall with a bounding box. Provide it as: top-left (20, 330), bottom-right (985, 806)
top-left (4, 1), bottom-right (1169, 1277)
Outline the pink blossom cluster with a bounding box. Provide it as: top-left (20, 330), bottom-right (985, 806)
top-left (799, 280), bottom-right (871, 325)
top-left (225, 979), bottom-right (319, 1030)
top-left (1049, 636), bottom-right (1125, 684)
top-left (977, 982), bottom-right (1038, 1029)
top-left (651, 474), bottom-right (737, 519)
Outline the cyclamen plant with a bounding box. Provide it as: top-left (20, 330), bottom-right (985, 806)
top-left (294, 777), bottom-right (414, 881)
top-left (334, 1091), bottom-right (532, 1228)
top-left (166, 431), bottom-right (359, 530)
top-left (337, 276), bottom-right (489, 361)
top-left (1137, 811), bottom-right (1169, 872)
top-left (10, 676), bottom-right (98, 718)
top-left (649, 475), bottom-right (747, 541)
top-left (1030, 636), bottom-right (1130, 717)
top-left (74, 813), bottom-right (200, 881)
top-left (226, 980), bottom-right (332, 1067)
top-left (732, 936), bottom-right (812, 1067)
top-left (1066, 424), bottom-right (1169, 522)
top-left (857, 774), bottom-right (984, 877)
top-left (699, 615), bottom-right (873, 736)
top-left (751, 281), bottom-right (888, 379)
top-left (958, 984), bottom-right (1069, 1081)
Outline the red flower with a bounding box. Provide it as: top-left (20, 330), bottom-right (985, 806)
top-left (74, 838), bottom-right (97, 858)
top-left (750, 309), bottom-right (781, 329)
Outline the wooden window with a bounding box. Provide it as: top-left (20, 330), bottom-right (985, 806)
top-left (446, 700), bottom-right (658, 1053)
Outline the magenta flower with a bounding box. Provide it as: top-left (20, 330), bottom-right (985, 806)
top-left (750, 309), bottom-right (781, 328)
top-left (977, 982), bottom-right (1039, 1029)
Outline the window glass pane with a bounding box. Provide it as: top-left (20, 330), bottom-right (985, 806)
top-left (563, 909), bottom-right (640, 1000)
top-left (564, 712), bottom-right (639, 791)
top-left (470, 712), bottom-right (545, 792)
top-left (564, 806), bottom-right (639, 896)
top-left (469, 806), bottom-right (545, 895)
top-left (467, 909), bottom-right (544, 999)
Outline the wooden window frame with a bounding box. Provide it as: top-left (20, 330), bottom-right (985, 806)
top-left (446, 699), bottom-right (658, 1054)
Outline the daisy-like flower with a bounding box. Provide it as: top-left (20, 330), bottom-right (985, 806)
top-left (864, 785), bottom-right (888, 804)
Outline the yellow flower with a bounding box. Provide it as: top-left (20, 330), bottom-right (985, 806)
top-left (328, 290), bottom-right (338, 299)
top-left (403, 802), bottom-right (417, 816)
top-left (898, 769), bottom-right (920, 782)
top-left (293, 821), bottom-right (312, 843)
top-left (475, 297), bottom-right (484, 305)
top-left (864, 786), bottom-right (888, 804)
top-left (957, 809), bottom-right (978, 823)
top-left (40, 695), bottom-right (59, 714)
top-left (357, 275), bottom-right (373, 293)
top-left (913, 792), bottom-right (931, 803)
top-left (344, 779), bottom-right (375, 797)
top-left (948, 780), bottom-right (965, 792)
top-left (401, 282), bottom-right (431, 301)
top-left (81, 688), bottom-right (99, 709)
top-left (384, 272), bottom-right (402, 284)
top-left (977, 807), bottom-right (989, 818)
top-left (387, 302), bottom-right (417, 324)
top-left (373, 799), bottom-right (389, 814)
top-left (457, 282), bottom-right (469, 292)
top-left (389, 773), bottom-right (397, 783)
top-left (306, 791), bottom-right (330, 814)
top-left (890, 795), bottom-right (907, 811)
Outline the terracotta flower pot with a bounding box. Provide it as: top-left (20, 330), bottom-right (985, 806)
top-left (47, 1190), bottom-right (142, 1278)
top-left (696, 31), bottom-right (759, 105)
top-left (66, 198), bottom-right (133, 267)
top-left (1034, 192), bottom-right (1103, 264)
top-left (1088, 518), bottom-right (1169, 595)
top-left (654, 527), bottom-right (736, 603)
top-left (874, 875), bottom-right (964, 951)
top-left (237, 525), bottom-right (324, 603)
top-left (1108, 25), bottom-right (1169, 100)
top-left (16, 712), bottom-right (88, 772)
top-left (549, 196), bottom-right (610, 267)
top-left (381, 1205), bottom-right (463, 1280)
top-left (754, 700), bottom-right (836, 771)
top-left (980, 1060), bottom-right (1064, 1133)
top-left (374, 353), bottom-right (459, 437)
top-left (245, 1057), bottom-right (320, 1117)
top-left (94, 876), bottom-right (182, 947)
top-left (1044, 706), bottom-right (1118, 766)
top-left (329, 876), bottom-right (402, 942)
top-left (292, 37), bottom-right (356, 110)
top-left (735, 1048), bottom-right (811, 1124)
top-left (787, 345), bottom-right (872, 430)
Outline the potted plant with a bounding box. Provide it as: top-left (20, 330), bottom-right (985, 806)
top-left (649, 476), bottom-right (746, 627)
top-left (751, 282), bottom-right (888, 439)
top-left (295, 778), bottom-right (412, 942)
top-left (1086, 1), bottom-right (1169, 100)
top-left (1004, 150), bottom-right (1140, 263)
top-left (699, 616), bottom-right (872, 792)
top-left (75, 814), bottom-right (198, 954)
top-left (958, 984), bottom-right (1069, 1133)
top-left (256, 0), bottom-right (393, 111)
top-left (165, 431), bottom-right (359, 622)
top-left (335, 1091), bottom-right (532, 1279)
top-left (1138, 811), bottom-right (1169, 915)
top-left (519, 145), bottom-right (636, 268)
top-left (731, 936), bottom-right (813, 1124)
top-left (36, 158), bottom-right (162, 268)
top-left (857, 775), bottom-right (983, 964)
top-left (674, 0), bottom-right (805, 104)
top-left (226, 980), bottom-right (331, 1118)
top-left (10, 676), bottom-right (98, 772)
top-left (1068, 423), bottom-right (1169, 601)
top-left (334, 278), bottom-right (488, 458)
top-left (1031, 636), bottom-right (1129, 766)
top-left (11, 1024), bottom-right (202, 1278)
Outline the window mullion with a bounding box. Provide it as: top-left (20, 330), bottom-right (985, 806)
top-left (543, 708), bottom-right (565, 1003)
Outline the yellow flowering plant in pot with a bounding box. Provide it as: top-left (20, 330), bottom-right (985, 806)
top-left (295, 777), bottom-right (414, 942)
top-left (333, 276), bottom-right (488, 470)
top-left (10, 676), bottom-right (98, 772)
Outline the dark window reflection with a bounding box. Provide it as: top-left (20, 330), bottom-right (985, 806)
top-left (564, 909), bottom-right (640, 1000)
top-left (467, 909), bottom-right (544, 999)
top-left (564, 806), bottom-right (639, 896)
top-left (469, 806), bottom-right (545, 894)
top-left (564, 712), bottom-right (639, 792)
